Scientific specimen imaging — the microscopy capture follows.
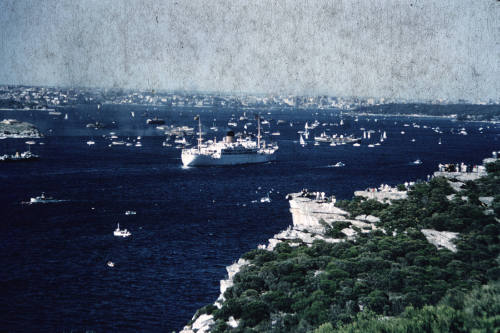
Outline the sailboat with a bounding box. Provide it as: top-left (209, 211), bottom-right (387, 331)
top-left (300, 134), bottom-right (306, 146)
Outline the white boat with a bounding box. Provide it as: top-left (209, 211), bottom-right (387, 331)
top-left (64, 113), bottom-right (68, 120)
top-left (87, 140), bottom-right (95, 145)
top-left (125, 210), bottom-right (136, 215)
top-left (113, 223), bottom-right (131, 237)
top-left (383, 131), bottom-right (387, 139)
top-left (107, 261), bottom-right (115, 267)
top-left (411, 138), bottom-right (416, 142)
top-left (260, 193), bottom-right (271, 203)
top-left (368, 144), bottom-right (375, 148)
top-left (174, 137), bottom-right (187, 145)
top-left (29, 193), bottom-right (59, 204)
top-left (271, 132), bottom-right (280, 136)
top-left (401, 131), bottom-right (405, 135)
top-left (412, 159), bottom-right (422, 165)
top-left (314, 141), bottom-right (320, 146)
top-left (314, 132), bottom-right (330, 142)
top-left (332, 162), bottom-right (345, 167)
top-left (438, 138), bottom-right (442, 145)
top-left (353, 143), bottom-right (361, 147)
top-left (181, 116), bottom-right (277, 167)
top-left (299, 134), bottom-right (306, 146)
top-left (111, 141), bottom-right (126, 145)
top-left (135, 142), bottom-right (142, 147)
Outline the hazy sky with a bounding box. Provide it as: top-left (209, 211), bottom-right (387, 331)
top-left (0, 0), bottom-right (498, 100)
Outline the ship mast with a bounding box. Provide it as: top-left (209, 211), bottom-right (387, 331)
top-left (256, 114), bottom-right (261, 148)
top-left (197, 115), bottom-right (202, 152)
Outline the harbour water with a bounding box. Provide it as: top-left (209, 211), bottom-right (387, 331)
top-left (0, 105), bottom-right (498, 332)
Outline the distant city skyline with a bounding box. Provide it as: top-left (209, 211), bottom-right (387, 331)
top-left (0, 0), bottom-right (499, 102)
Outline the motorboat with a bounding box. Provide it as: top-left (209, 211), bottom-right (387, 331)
top-left (107, 261), bottom-right (115, 267)
top-left (29, 193), bottom-right (59, 204)
top-left (412, 159), bottom-right (422, 165)
top-left (86, 140), bottom-right (95, 145)
top-left (125, 210), bottom-right (136, 215)
top-left (113, 223), bottom-right (131, 237)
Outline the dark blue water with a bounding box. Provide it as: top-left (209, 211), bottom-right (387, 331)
top-left (0, 105), bottom-right (498, 332)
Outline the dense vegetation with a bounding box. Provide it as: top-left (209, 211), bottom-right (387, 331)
top-left (354, 103), bottom-right (500, 121)
top-left (193, 160), bottom-right (499, 332)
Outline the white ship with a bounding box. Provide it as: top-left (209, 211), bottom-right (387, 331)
top-left (181, 115), bottom-right (278, 167)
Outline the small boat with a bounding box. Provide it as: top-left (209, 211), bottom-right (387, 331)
top-left (125, 210), bottom-right (136, 215)
top-left (146, 117), bottom-right (165, 125)
top-left (111, 141), bottom-right (126, 145)
top-left (299, 134), bottom-right (306, 146)
top-left (174, 137), bottom-right (187, 144)
top-left (29, 193), bottom-right (59, 204)
top-left (260, 193), bottom-right (271, 203)
top-left (86, 140), bottom-right (95, 145)
top-left (353, 143), bottom-right (361, 147)
top-left (314, 141), bottom-right (320, 146)
top-left (332, 162), bottom-right (345, 167)
top-left (64, 113), bottom-right (68, 120)
top-left (107, 261), bottom-right (115, 267)
top-left (411, 138), bottom-right (416, 142)
top-left (135, 142), bottom-right (142, 147)
top-left (412, 159), bottom-right (422, 165)
top-left (438, 138), bottom-right (442, 145)
top-left (401, 131), bottom-right (405, 135)
top-left (368, 144), bottom-right (375, 148)
top-left (271, 132), bottom-right (281, 136)
top-left (113, 223), bottom-right (131, 237)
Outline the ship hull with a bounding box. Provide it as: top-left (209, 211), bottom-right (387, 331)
top-left (182, 151), bottom-right (275, 167)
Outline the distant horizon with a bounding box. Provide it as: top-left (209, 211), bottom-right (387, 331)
top-left (1, 82), bottom-right (499, 105)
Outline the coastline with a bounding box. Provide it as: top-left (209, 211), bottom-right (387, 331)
top-left (180, 152), bottom-right (499, 333)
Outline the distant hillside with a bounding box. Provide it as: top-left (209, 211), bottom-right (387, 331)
top-left (354, 104), bottom-right (500, 122)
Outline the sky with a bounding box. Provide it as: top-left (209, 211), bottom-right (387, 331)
top-left (0, 0), bottom-right (499, 101)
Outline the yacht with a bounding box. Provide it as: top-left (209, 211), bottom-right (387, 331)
top-left (113, 223), bottom-right (131, 237)
top-left (299, 134), bottom-right (306, 146)
top-left (332, 162), bottom-right (345, 167)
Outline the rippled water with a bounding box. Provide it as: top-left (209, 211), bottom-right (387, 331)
top-left (0, 105), bottom-right (498, 331)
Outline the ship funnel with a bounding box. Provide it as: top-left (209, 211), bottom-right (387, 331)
top-left (225, 131), bottom-right (235, 143)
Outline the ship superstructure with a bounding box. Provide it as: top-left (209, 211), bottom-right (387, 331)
top-left (181, 115), bottom-right (278, 167)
